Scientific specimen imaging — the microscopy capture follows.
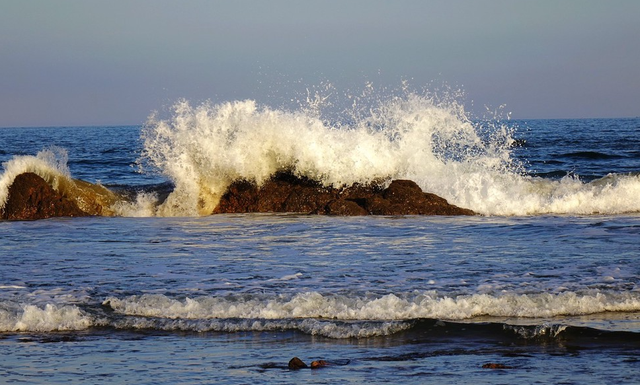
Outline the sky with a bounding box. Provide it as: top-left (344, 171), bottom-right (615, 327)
top-left (1, 0), bottom-right (639, 127)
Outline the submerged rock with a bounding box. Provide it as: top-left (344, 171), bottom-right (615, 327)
top-left (287, 357), bottom-right (348, 370)
top-left (213, 172), bottom-right (475, 216)
top-left (288, 357), bottom-right (308, 370)
top-left (1, 172), bottom-right (89, 220)
top-left (310, 360), bottom-right (329, 369)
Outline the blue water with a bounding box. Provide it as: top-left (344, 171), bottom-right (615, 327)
top-left (512, 118), bottom-right (640, 180)
top-left (1, 114), bottom-right (640, 384)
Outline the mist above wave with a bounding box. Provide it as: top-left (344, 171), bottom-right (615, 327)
top-left (137, 88), bottom-right (640, 216)
top-left (137, 89), bottom-right (516, 216)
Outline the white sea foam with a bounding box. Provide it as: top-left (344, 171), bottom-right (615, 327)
top-left (110, 191), bottom-right (159, 217)
top-left (107, 317), bottom-right (409, 338)
top-left (2, 91), bottom-right (639, 217)
top-left (103, 291), bottom-right (640, 322)
top-left (0, 147), bottom-right (71, 210)
top-left (505, 324), bottom-right (569, 339)
top-left (136, 92), bottom-right (640, 217)
top-left (0, 303), bottom-right (92, 332)
top-left (2, 291), bottom-right (638, 336)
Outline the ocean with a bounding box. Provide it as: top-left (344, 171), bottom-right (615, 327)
top-left (1, 94), bottom-right (639, 384)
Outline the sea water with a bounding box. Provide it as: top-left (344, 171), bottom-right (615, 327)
top-left (1, 92), bottom-right (639, 384)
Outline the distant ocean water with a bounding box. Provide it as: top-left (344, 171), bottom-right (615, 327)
top-left (1, 93), bottom-right (639, 384)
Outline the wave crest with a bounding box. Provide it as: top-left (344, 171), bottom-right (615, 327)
top-left (103, 291), bottom-right (640, 321)
top-left (0, 147), bottom-right (119, 216)
top-left (3, 88), bottom-right (639, 217)
top-left (138, 93), bottom-right (515, 216)
top-left (0, 303), bottom-right (92, 332)
top-left (136, 91), bottom-right (640, 216)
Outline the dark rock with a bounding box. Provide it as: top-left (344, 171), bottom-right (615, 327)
top-left (1, 173), bottom-right (89, 220)
top-left (213, 172), bottom-right (475, 216)
top-left (381, 180), bottom-right (473, 215)
top-left (310, 360), bottom-right (329, 369)
top-left (64, 178), bottom-right (120, 216)
top-left (361, 195), bottom-right (394, 215)
top-left (288, 357), bottom-right (308, 370)
top-left (324, 199), bottom-right (368, 216)
top-left (212, 179), bottom-right (258, 213)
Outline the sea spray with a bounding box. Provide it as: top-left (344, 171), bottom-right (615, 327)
top-left (137, 87), bottom-right (640, 216)
top-left (0, 147), bottom-right (71, 210)
top-left (2, 88), bottom-right (639, 217)
top-left (0, 147), bottom-right (120, 216)
top-left (138, 90), bottom-right (518, 216)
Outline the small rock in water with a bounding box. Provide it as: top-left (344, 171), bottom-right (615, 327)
top-left (482, 363), bottom-right (514, 369)
top-left (1, 173), bottom-right (88, 220)
top-left (310, 360), bottom-right (329, 369)
top-left (288, 357), bottom-right (308, 370)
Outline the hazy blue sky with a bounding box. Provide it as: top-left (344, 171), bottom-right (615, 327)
top-left (1, 0), bottom-right (638, 127)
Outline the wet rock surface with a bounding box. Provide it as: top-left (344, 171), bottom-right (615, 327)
top-left (310, 360), bottom-right (329, 369)
top-left (213, 172), bottom-right (475, 216)
top-left (1, 171), bottom-right (475, 219)
top-left (1, 173), bottom-right (89, 220)
top-left (287, 357), bottom-right (348, 370)
top-left (287, 357), bottom-right (308, 370)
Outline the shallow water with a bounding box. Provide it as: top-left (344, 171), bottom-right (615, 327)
top-left (2, 328), bottom-right (639, 384)
top-left (1, 214), bottom-right (640, 384)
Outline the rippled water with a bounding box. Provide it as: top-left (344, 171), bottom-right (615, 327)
top-left (1, 213), bottom-right (640, 384)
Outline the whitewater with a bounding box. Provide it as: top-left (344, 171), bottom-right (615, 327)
top-left (2, 92), bottom-right (639, 217)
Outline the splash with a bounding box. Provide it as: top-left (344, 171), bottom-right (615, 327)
top-left (136, 87), bottom-right (640, 216)
top-left (0, 147), bottom-right (70, 210)
top-left (138, 90), bottom-right (516, 216)
top-left (0, 147), bottom-right (120, 216)
top-left (0, 302), bottom-right (92, 332)
top-left (2, 87), bottom-right (639, 217)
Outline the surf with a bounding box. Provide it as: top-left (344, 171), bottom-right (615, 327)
top-left (0, 147), bottom-right (120, 216)
top-left (1, 87), bottom-right (639, 217)
top-left (4, 290), bottom-right (640, 337)
top-left (135, 89), bottom-right (640, 216)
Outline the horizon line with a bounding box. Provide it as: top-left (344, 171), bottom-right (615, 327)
top-left (2, 116), bottom-right (639, 130)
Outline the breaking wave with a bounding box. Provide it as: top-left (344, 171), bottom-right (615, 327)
top-left (0, 147), bottom-right (119, 216)
top-left (2, 88), bottom-right (639, 216)
top-left (134, 91), bottom-right (640, 216)
top-left (102, 291), bottom-right (640, 321)
top-left (2, 291), bottom-right (639, 339)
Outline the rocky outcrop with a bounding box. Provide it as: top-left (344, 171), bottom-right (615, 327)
top-left (1, 173), bottom-right (89, 220)
top-left (213, 172), bottom-right (475, 216)
top-left (287, 357), bottom-right (344, 370)
top-left (1, 171), bottom-right (475, 219)
top-left (288, 357), bottom-right (308, 370)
